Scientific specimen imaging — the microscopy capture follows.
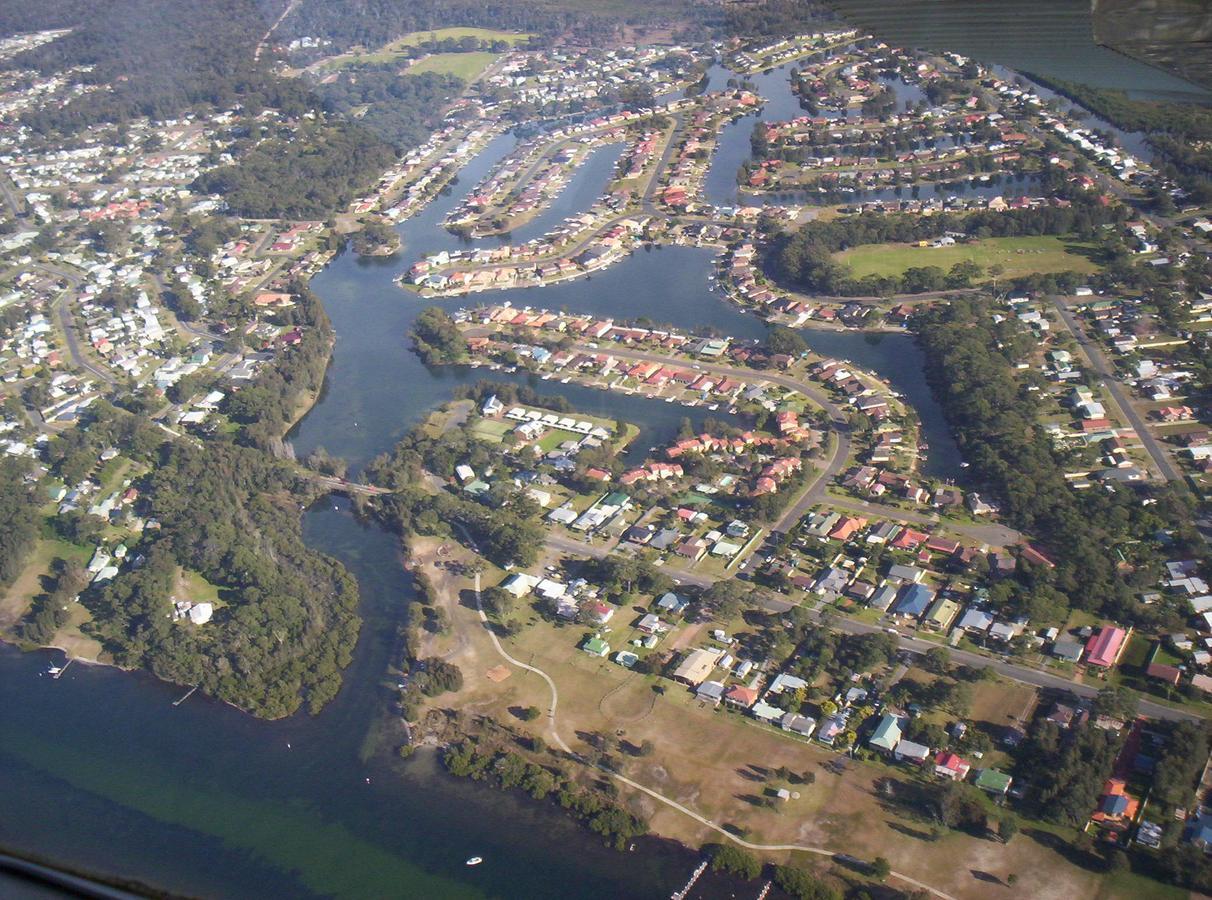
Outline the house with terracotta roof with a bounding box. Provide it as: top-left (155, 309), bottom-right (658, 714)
top-left (724, 685), bottom-right (760, 709)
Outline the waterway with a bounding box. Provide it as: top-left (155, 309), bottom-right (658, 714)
top-left (830, 0), bottom-right (1210, 103)
top-left (1, 43), bottom-right (983, 900)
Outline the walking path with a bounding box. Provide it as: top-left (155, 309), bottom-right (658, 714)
top-left (470, 574), bottom-right (958, 900)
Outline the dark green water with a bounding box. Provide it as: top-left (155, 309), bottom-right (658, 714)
top-left (830, 0), bottom-right (1209, 101)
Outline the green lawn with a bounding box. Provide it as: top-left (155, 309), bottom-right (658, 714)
top-left (315, 28), bottom-right (530, 72)
top-left (394, 27), bottom-right (532, 47)
top-left (407, 52), bottom-right (498, 81)
top-left (835, 235), bottom-right (1100, 281)
top-left (466, 418), bottom-right (513, 443)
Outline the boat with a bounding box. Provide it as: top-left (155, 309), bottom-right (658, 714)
top-left (465, 856), bottom-right (483, 867)
top-left (47, 666), bottom-right (61, 676)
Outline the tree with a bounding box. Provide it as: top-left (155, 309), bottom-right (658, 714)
top-left (870, 856), bottom-right (891, 881)
top-left (1093, 685), bottom-right (1138, 722)
top-left (773, 865), bottom-right (840, 900)
top-left (999, 814), bottom-right (1019, 844)
top-left (707, 843), bottom-right (761, 880)
top-left (519, 706), bottom-right (541, 721)
top-left (765, 325), bottom-right (808, 358)
top-left (922, 646), bottom-right (951, 674)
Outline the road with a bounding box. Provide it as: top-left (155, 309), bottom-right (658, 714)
top-left (36, 265), bottom-right (119, 387)
top-left (1050, 296), bottom-right (1182, 483)
top-left (819, 610), bottom-right (1201, 723)
top-left (823, 493), bottom-right (1022, 548)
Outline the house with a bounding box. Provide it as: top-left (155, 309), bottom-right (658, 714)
top-left (1091, 779), bottom-right (1139, 830)
top-left (974, 768), bottom-right (1013, 796)
top-left (656, 592), bottom-right (689, 615)
top-left (582, 637), bottom-right (610, 657)
top-left (752, 700), bottom-right (784, 723)
top-left (1085, 625), bottom-right (1128, 668)
top-left (725, 685), bottom-right (760, 708)
top-left (586, 602), bottom-right (614, 625)
top-left (636, 613), bottom-right (666, 635)
top-left (924, 595), bottom-right (961, 631)
top-left (894, 583), bottom-right (936, 619)
top-left (1052, 639), bottom-right (1085, 663)
top-left (934, 752), bottom-right (971, 781)
top-left (673, 648), bottom-right (723, 686)
top-left (1146, 662), bottom-right (1181, 686)
top-left (188, 602), bottom-right (214, 625)
top-left (767, 672), bottom-right (808, 695)
top-left (956, 607), bottom-right (994, 634)
top-left (500, 573), bottom-right (540, 598)
top-left (781, 713), bottom-right (816, 737)
top-left (696, 680), bottom-right (727, 705)
top-left (869, 713), bottom-right (904, 753)
top-left (895, 740), bottom-right (932, 764)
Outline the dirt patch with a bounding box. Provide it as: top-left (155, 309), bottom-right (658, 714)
top-left (485, 665), bottom-right (512, 682)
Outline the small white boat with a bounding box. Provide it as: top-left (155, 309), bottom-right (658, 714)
top-left (47, 666), bottom-right (61, 676)
top-left (466, 856), bottom-right (483, 867)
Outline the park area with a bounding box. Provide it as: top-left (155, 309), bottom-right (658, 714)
top-left (835, 235), bottom-right (1100, 281)
top-left (406, 52), bottom-right (499, 81)
top-left (313, 27), bottom-right (532, 72)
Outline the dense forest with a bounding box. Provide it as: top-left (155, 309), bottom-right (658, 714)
top-left (776, 197), bottom-right (1126, 295)
top-left (279, 0), bottom-right (705, 56)
top-left (411, 306), bottom-right (468, 364)
top-left (0, 0), bottom-right (309, 135)
top-left (915, 299), bottom-right (1200, 627)
top-left (194, 123), bottom-right (397, 219)
top-left (84, 441), bottom-right (361, 718)
top-left (0, 458), bottom-right (39, 588)
top-left (316, 66), bottom-right (460, 150)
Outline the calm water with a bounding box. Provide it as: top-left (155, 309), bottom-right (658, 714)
top-left (830, 0), bottom-right (1210, 101)
top-left (0, 49), bottom-right (977, 900)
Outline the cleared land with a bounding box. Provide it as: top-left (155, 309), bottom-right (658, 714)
top-left (406, 52), bottom-right (498, 81)
top-left (836, 236), bottom-right (1100, 280)
top-left (316, 28), bottom-right (530, 72)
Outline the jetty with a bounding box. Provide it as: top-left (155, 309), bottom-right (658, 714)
top-left (671, 859), bottom-right (708, 900)
top-left (172, 685), bottom-right (199, 707)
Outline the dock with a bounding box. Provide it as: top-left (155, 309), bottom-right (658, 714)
top-left (671, 860), bottom-right (707, 900)
top-left (173, 685), bottom-right (199, 707)
top-left (52, 658), bottom-right (73, 679)
top-left (756, 881), bottom-right (772, 900)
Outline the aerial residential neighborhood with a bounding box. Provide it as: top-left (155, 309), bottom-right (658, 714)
top-left (2, 1), bottom-right (1212, 899)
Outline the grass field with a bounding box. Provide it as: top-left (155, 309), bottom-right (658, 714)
top-left (0, 538), bottom-right (92, 633)
top-left (835, 235), bottom-right (1100, 281)
top-left (406, 52), bottom-right (498, 81)
top-left (316, 28), bottom-right (529, 72)
top-left (395, 27), bottom-right (532, 47)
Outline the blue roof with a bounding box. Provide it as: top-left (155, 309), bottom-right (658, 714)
top-left (1102, 795), bottom-right (1129, 816)
top-left (894, 583), bottom-right (935, 617)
